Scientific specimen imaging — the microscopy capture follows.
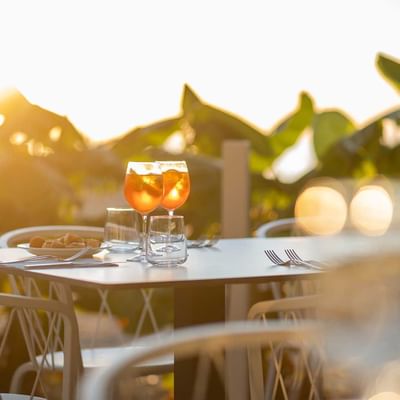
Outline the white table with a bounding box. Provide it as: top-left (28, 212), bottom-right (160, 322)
top-left (0, 237), bottom-right (325, 399)
top-left (1, 237), bottom-right (321, 287)
top-left (1, 235), bottom-right (382, 399)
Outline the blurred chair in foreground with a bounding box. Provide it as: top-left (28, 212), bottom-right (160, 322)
top-left (4, 272), bottom-right (171, 400)
top-left (318, 251), bottom-right (400, 399)
top-left (248, 295), bottom-right (322, 400)
top-left (79, 320), bottom-right (317, 400)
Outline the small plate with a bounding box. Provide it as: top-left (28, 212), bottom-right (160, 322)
top-left (17, 243), bottom-right (109, 258)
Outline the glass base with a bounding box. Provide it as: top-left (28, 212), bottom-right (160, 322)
top-left (105, 240), bottom-right (140, 253)
top-left (126, 251), bottom-right (147, 262)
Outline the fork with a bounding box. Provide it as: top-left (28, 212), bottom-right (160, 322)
top-left (284, 249), bottom-right (324, 270)
top-left (264, 250), bottom-right (292, 266)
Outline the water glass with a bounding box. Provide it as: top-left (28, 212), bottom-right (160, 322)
top-left (104, 208), bottom-right (140, 252)
top-left (146, 215), bottom-right (187, 266)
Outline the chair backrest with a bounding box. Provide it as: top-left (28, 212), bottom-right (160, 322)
top-left (0, 225), bottom-right (104, 248)
top-left (254, 218), bottom-right (299, 238)
top-left (78, 320), bottom-right (317, 400)
top-left (0, 292), bottom-right (80, 400)
top-left (248, 295), bottom-right (321, 320)
top-left (248, 295), bottom-right (322, 400)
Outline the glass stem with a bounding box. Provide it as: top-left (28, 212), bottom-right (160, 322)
top-left (142, 214), bottom-right (148, 255)
top-left (167, 210), bottom-right (174, 250)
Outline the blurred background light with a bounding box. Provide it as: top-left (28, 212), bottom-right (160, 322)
top-left (295, 185), bottom-right (347, 235)
top-left (350, 185), bottom-right (393, 236)
top-left (368, 392), bottom-right (400, 400)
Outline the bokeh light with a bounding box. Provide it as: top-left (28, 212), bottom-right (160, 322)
top-left (350, 185), bottom-right (393, 236)
top-left (295, 185), bottom-right (347, 235)
top-left (9, 132), bottom-right (27, 146)
top-left (368, 392), bottom-right (400, 400)
top-left (49, 126), bottom-right (62, 142)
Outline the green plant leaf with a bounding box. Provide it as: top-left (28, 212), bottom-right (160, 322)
top-left (269, 92), bottom-right (314, 155)
top-left (313, 111), bottom-right (356, 160)
top-left (110, 117), bottom-right (182, 161)
top-left (181, 85), bottom-right (274, 174)
top-left (376, 53), bottom-right (400, 93)
top-left (182, 84), bottom-right (202, 116)
top-left (0, 89), bottom-right (87, 152)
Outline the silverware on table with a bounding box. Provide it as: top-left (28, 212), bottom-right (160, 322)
top-left (187, 236), bottom-right (219, 249)
top-left (264, 249), bottom-right (323, 271)
top-left (23, 261), bottom-right (118, 270)
top-left (264, 250), bottom-right (292, 266)
top-left (284, 249), bottom-right (327, 269)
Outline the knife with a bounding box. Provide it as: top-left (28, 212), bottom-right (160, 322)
top-left (24, 261), bottom-right (119, 270)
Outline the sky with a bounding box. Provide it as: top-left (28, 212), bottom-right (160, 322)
top-left (0, 0), bottom-right (399, 142)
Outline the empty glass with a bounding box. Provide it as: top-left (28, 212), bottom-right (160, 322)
top-left (146, 215), bottom-right (187, 266)
top-left (104, 208), bottom-right (140, 252)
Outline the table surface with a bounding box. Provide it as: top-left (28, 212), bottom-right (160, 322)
top-left (0, 237), bottom-right (326, 288)
top-left (1, 234), bottom-right (384, 290)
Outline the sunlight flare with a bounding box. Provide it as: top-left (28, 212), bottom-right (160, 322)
top-left (350, 185), bottom-right (393, 236)
top-left (295, 186), bottom-right (347, 235)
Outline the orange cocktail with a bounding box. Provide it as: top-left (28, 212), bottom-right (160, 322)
top-left (124, 171), bottom-right (163, 215)
top-left (124, 162), bottom-right (163, 260)
top-left (158, 161), bottom-right (190, 216)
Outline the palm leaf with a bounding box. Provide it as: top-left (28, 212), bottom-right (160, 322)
top-left (181, 85), bottom-right (273, 166)
top-left (0, 89), bottom-right (86, 151)
top-left (269, 92), bottom-right (314, 155)
top-left (313, 110), bottom-right (356, 160)
top-left (111, 117), bottom-right (182, 161)
top-left (376, 53), bottom-right (400, 93)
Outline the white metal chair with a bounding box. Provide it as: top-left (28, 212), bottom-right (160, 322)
top-left (0, 225), bottom-right (163, 341)
top-left (0, 226), bottom-right (173, 398)
top-left (78, 320), bottom-right (318, 400)
top-left (0, 292), bottom-right (77, 400)
top-left (248, 295), bottom-right (323, 400)
top-left (254, 218), bottom-right (299, 238)
top-left (4, 271), bottom-right (172, 400)
top-left (0, 224), bottom-right (163, 339)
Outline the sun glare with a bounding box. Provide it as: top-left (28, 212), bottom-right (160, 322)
top-left (9, 132), bottom-right (27, 146)
top-left (350, 185), bottom-right (393, 236)
top-left (368, 393), bottom-right (400, 400)
top-left (295, 185), bottom-right (347, 235)
top-left (0, 1), bottom-right (398, 141)
top-left (0, 114), bottom-right (5, 127)
top-left (49, 126), bottom-right (62, 142)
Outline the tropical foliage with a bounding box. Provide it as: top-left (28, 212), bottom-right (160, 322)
top-left (0, 52), bottom-right (399, 393)
top-left (0, 52), bottom-right (399, 237)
